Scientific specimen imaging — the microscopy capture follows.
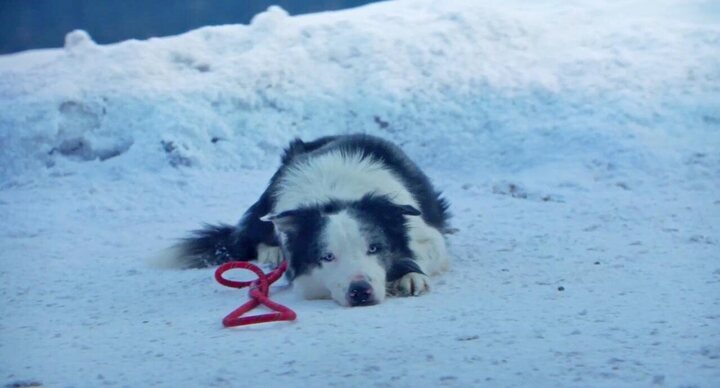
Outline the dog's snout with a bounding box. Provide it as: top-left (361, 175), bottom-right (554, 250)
top-left (352, 273), bottom-right (368, 281)
top-left (347, 280), bottom-right (375, 307)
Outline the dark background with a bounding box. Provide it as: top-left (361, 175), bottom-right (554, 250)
top-left (0, 0), bottom-right (384, 54)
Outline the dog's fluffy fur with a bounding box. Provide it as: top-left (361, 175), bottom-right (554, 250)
top-left (174, 134), bottom-right (450, 306)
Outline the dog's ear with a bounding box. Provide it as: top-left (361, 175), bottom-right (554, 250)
top-left (260, 210), bottom-right (300, 233)
top-left (396, 204), bottom-right (421, 216)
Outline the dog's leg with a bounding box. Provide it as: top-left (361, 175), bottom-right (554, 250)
top-left (388, 219), bottom-right (449, 296)
top-left (407, 218), bottom-right (450, 275)
top-left (387, 258), bottom-right (431, 296)
top-left (256, 243), bottom-right (283, 266)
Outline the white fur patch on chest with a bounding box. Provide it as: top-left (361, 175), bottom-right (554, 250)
top-left (273, 151), bottom-right (418, 213)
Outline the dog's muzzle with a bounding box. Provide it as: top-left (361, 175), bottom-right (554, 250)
top-left (347, 280), bottom-right (376, 307)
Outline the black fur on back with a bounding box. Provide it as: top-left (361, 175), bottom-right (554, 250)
top-left (280, 136), bottom-right (338, 164)
top-left (296, 134), bottom-right (451, 231)
top-left (176, 134), bottom-right (450, 269)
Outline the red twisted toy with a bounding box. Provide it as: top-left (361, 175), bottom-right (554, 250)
top-left (214, 261), bottom-right (297, 327)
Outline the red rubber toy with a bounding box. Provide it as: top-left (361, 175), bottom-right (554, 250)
top-left (214, 261), bottom-right (297, 327)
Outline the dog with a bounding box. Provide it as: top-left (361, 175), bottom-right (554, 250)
top-left (173, 134), bottom-right (450, 306)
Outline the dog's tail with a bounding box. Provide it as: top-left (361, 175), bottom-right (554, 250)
top-left (154, 189), bottom-right (276, 269)
top-left (154, 223), bottom-right (256, 269)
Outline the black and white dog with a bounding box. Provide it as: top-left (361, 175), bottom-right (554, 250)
top-left (174, 134), bottom-right (450, 306)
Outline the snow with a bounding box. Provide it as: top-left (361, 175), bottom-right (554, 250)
top-left (1, 0), bottom-right (718, 386)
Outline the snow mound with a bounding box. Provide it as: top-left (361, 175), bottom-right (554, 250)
top-left (0, 0), bottom-right (718, 182)
top-left (1, 1), bottom-right (720, 386)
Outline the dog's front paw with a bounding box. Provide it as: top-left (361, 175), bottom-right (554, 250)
top-left (390, 272), bottom-right (430, 296)
top-left (257, 243), bottom-right (283, 267)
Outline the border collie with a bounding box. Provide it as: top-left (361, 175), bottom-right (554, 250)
top-left (174, 134), bottom-right (450, 307)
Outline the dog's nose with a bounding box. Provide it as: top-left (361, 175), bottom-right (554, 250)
top-left (347, 280), bottom-right (375, 307)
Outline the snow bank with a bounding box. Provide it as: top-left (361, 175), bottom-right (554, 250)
top-left (1, 1), bottom-right (719, 386)
top-left (1, 0), bottom-right (718, 182)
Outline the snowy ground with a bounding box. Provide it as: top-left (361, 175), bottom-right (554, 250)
top-left (1, 0), bottom-right (719, 387)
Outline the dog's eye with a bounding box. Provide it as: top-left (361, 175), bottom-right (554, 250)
top-left (367, 244), bottom-right (383, 254)
top-left (320, 253), bottom-right (336, 262)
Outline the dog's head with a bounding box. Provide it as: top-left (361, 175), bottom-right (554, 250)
top-left (263, 194), bottom-right (420, 307)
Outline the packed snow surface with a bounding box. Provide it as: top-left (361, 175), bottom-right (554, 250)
top-left (1, 0), bottom-right (719, 386)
